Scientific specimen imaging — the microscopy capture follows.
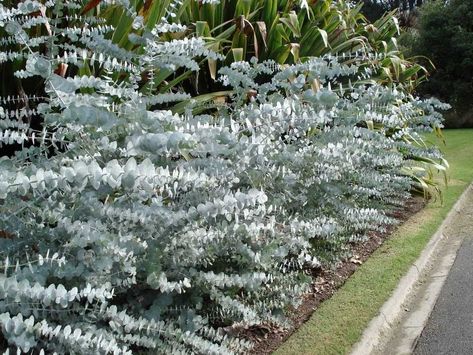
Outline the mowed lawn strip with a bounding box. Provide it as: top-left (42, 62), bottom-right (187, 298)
top-left (274, 129), bottom-right (473, 355)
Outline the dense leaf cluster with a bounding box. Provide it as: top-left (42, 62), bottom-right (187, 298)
top-left (0, 0), bottom-right (447, 353)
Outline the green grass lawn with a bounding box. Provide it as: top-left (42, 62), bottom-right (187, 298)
top-left (274, 129), bottom-right (473, 355)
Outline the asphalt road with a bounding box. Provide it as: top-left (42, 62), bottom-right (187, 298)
top-left (414, 233), bottom-right (473, 355)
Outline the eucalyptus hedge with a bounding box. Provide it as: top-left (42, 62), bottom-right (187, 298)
top-left (0, 1), bottom-right (447, 354)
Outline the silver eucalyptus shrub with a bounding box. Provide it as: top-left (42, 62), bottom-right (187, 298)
top-left (0, 1), bottom-right (447, 354)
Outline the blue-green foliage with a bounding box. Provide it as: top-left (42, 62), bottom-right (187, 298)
top-left (0, 1), bottom-right (448, 353)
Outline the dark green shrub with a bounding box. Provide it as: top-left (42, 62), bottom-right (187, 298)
top-left (412, 0), bottom-right (473, 127)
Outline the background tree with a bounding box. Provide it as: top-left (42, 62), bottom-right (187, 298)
top-left (409, 0), bottom-right (473, 127)
top-left (361, 0), bottom-right (425, 23)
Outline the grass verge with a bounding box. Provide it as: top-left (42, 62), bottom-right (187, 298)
top-left (274, 129), bottom-right (473, 355)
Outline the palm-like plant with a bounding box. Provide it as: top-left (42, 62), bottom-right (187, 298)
top-left (174, 0), bottom-right (428, 90)
top-left (75, 0), bottom-right (431, 111)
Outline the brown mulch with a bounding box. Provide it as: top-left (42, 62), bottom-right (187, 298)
top-left (241, 196), bottom-right (426, 355)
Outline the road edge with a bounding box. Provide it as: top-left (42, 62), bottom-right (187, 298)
top-left (350, 183), bottom-right (473, 355)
